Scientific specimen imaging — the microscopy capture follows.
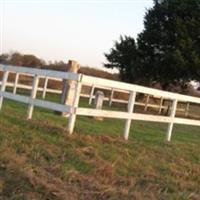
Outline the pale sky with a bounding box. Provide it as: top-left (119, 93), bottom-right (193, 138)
top-left (0, 0), bottom-right (153, 70)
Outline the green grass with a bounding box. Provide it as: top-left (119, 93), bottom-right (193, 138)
top-left (0, 93), bottom-right (200, 200)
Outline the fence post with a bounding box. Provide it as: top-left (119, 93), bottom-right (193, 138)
top-left (144, 94), bottom-right (150, 112)
top-left (158, 97), bottom-right (164, 114)
top-left (109, 88), bottom-right (114, 106)
top-left (89, 84), bottom-right (95, 105)
top-left (185, 102), bottom-right (190, 117)
top-left (166, 99), bottom-right (178, 142)
top-left (13, 73), bottom-right (19, 95)
top-left (42, 77), bottom-right (48, 99)
top-left (0, 70), bottom-right (9, 110)
top-left (67, 77), bottom-right (82, 134)
top-left (124, 91), bottom-right (137, 140)
top-left (27, 75), bottom-right (39, 119)
top-left (61, 60), bottom-right (80, 117)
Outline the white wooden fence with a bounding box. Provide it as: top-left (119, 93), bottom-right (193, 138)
top-left (0, 69), bottom-right (190, 115)
top-left (0, 64), bottom-right (200, 141)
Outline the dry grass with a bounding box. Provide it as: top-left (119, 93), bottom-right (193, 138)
top-left (0, 97), bottom-right (200, 199)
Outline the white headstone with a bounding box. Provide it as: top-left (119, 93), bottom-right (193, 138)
top-left (93, 91), bottom-right (104, 121)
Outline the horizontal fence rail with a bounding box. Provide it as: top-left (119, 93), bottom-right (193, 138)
top-left (0, 91), bottom-right (73, 113)
top-left (76, 108), bottom-right (200, 126)
top-left (0, 64), bottom-right (200, 142)
top-left (0, 64), bottom-right (79, 81)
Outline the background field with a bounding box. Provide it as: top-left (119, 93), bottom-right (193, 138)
top-left (0, 93), bottom-right (200, 200)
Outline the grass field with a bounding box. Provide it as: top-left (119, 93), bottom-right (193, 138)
top-left (0, 93), bottom-right (200, 200)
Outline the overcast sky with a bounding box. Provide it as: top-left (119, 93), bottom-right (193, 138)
top-left (0, 0), bottom-right (153, 70)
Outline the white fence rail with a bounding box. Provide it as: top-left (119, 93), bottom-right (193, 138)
top-left (0, 64), bottom-right (200, 141)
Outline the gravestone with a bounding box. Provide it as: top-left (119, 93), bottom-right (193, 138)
top-left (93, 91), bottom-right (104, 121)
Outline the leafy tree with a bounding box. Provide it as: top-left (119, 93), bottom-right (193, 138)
top-left (21, 54), bottom-right (44, 67)
top-left (0, 54), bottom-right (9, 64)
top-left (105, 0), bottom-right (200, 88)
top-left (138, 0), bottom-right (200, 87)
top-left (4, 52), bottom-right (44, 68)
top-left (10, 53), bottom-right (23, 66)
top-left (104, 36), bottom-right (142, 83)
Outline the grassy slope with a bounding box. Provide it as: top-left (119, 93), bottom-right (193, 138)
top-left (0, 94), bottom-right (200, 200)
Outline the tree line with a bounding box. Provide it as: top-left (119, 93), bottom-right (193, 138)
top-left (0, 52), bottom-right (119, 81)
top-left (0, 52), bottom-right (68, 71)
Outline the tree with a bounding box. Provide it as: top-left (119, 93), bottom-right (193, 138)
top-left (105, 0), bottom-right (200, 88)
top-left (104, 36), bottom-right (142, 83)
top-left (0, 54), bottom-right (9, 64)
top-left (8, 52), bottom-right (43, 67)
top-left (21, 54), bottom-right (43, 67)
top-left (10, 53), bottom-right (23, 66)
top-left (137, 0), bottom-right (200, 87)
